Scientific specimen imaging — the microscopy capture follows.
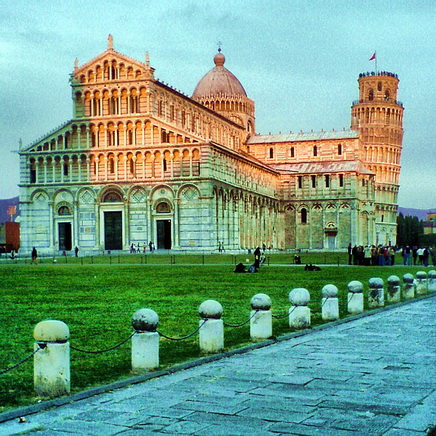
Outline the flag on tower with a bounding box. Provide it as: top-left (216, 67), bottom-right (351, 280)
top-left (369, 52), bottom-right (376, 61)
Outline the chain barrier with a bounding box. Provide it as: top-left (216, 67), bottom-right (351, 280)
top-left (157, 319), bottom-right (208, 341)
top-left (70, 332), bottom-right (136, 354)
top-left (312, 296), bottom-right (330, 314)
top-left (272, 305), bottom-right (296, 319)
top-left (0, 347), bottom-right (41, 376)
top-left (223, 310), bottom-right (259, 328)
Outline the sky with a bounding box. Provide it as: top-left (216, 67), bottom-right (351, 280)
top-left (0, 0), bottom-right (435, 209)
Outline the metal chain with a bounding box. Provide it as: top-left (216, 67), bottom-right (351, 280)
top-left (157, 319), bottom-right (208, 341)
top-left (70, 332), bottom-right (136, 354)
top-left (223, 310), bottom-right (259, 328)
top-left (0, 347), bottom-right (41, 376)
top-left (272, 305), bottom-right (297, 319)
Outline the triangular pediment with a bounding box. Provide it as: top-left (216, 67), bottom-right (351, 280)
top-left (73, 46), bottom-right (154, 82)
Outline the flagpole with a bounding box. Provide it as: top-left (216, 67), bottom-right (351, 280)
top-left (375, 50), bottom-right (377, 74)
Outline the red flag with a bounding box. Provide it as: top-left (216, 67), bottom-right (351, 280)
top-left (369, 52), bottom-right (376, 61)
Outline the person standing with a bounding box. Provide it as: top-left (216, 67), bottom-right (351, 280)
top-left (347, 243), bottom-right (352, 265)
top-left (254, 246), bottom-right (261, 270)
top-left (74, 246), bottom-right (79, 257)
top-left (31, 247), bottom-right (38, 265)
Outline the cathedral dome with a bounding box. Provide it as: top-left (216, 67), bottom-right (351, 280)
top-left (192, 51), bottom-right (247, 99)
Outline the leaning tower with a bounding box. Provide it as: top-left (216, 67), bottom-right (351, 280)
top-left (351, 72), bottom-right (404, 246)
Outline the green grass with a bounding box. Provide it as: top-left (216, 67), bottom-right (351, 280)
top-left (0, 259), bottom-right (428, 411)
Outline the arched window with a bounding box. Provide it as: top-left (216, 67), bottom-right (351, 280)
top-left (103, 192), bottom-right (122, 202)
top-left (369, 89), bottom-right (374, 101)
top-left (377, 82), bottom-right (382, 91)
top-left (384, 89), bottom-right (390, 101)
top-left (156, 202), bottom-right (171, 213)
top-left (301, 208), bottom-right (307, 224)
top-left (109, 157), bottom-right (115, 173)
top-left (58, 206), bottom-right (71, 216)
top-left (269, 148), bottom-right (274, 158)
top-left (313, 145), bottom-right (317, 157)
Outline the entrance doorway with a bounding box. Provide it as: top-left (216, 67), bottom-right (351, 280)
top-left (104, 211), bottom-right (122, 250)
top-left (157, 220), bottom-right (171, 249)
top-left (327, 234), bottom-right (336, 250)
top-left (58, 222), bottom-right (72, 251)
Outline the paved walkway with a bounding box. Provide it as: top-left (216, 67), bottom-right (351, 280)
top-left (2, 297), bottom-right (435, 435)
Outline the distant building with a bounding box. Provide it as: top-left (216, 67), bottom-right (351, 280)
top-left (423, 211), bottom-right (436, 235)
top-left (18, 36), bottom-right (404, 253)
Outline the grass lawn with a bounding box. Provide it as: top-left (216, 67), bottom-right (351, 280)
top-left (0, 258), bottom-right (428, 411)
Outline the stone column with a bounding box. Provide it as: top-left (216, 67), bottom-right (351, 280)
top-left (428, 270), bottom-right (436, 292)
top-left (347, 280), bottom-right (364, 314)
top-left (289, 288), bottom-right (311, 329)
top-left (415, 271), bottom-right (428, 295)
top-left (368, 277), bottom-right (384, 308)
top-left (198, 300), bottom-right (223, 353)
top-left (34, 320), bottom-right (70, 397)
top-left (387, 275), bottom-right (401, 303)
top-left (322, 284), bottom-right (339, 321)
top-left (402, 273), bottom-right (415, 300)
top-left (250, 293), bottom-right (272, 340)
top-left (131, 308), bottom-right (159, 372)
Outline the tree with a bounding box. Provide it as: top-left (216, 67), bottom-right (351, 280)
top-left (396, 213), bottom-right (423, 247)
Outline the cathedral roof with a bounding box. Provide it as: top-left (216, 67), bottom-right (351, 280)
top-left (271, 161), bottom-right (374, 175)
top-left (192, 51), bottom-right (247, 99)
top-left (247, 129), bottom-right (359, 144)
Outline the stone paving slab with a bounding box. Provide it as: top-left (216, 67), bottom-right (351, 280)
top-left (1, 295), bottom-right (435, 435)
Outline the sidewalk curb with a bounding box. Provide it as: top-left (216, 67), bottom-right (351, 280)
top-left (1, 292), bottom-right (434, 424)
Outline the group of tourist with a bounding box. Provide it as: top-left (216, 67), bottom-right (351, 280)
top-left (129, 241), bottom-right (155, 253)
top-left (347, 243), bottom-right (434, 267)
top-left (400, 246), bottom-right (433, 267)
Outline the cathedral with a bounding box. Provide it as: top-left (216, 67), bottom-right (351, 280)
top-left (19, 36), bottom-right (404, 254)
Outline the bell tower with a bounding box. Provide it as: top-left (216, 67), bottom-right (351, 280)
top-left (351, 72), bottom-right (404, 245)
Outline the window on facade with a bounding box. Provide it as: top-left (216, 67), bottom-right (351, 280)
top-left (129, 159), bottom-right (134, 174)
top-left (156, 202), bottom-right (170, 213)
top-left (170, 105), bottom-right (174, 121)
top-left (339, 174), bottom-right (344, 187)
top-left (338, 144), bottom-right (342, 155)
top-left (381, 214), bottom-right (384, 222)
top-left (369, 89), bottom-right (374, 101)
top-left (181, 110), bottom-right (186, 126)
top-left (163, 158), bottom-right (167, 172)
top-left (290, 147), bottom-right (295, 157)
top-left (311, 175), bottom-right (316, 188)
top-left (298, 176), bottom-right (302, 189)
top-left (63, 164), bottom-right (69, 176)
top-left (158, 100), bottom-right (164, 116)
top-left (58, 206), bottom-right (71, 216)
top-left (301, 208), bottom-right (307, 224)
top-left (128, 129), bottom-right (133, 145)
top-left (377, 82), bottom-right (382, 91)
top-left (109, 158), bottom-right (115, 173)
top-left (30, 164), bottom-right (36, 183)
top-left (313, 145), bottom-right (317, 157)
top-left (269, 148), bottom-right (274, 158)
top-left (103, 192), bottom-right (122, 202)
top-left (325, 175), bottom-right (330, 188)
top-left (385, 90), bottom-right (390, 101)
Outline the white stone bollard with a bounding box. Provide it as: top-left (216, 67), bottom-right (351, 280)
top-left (415, 271), bottom-right (428, 295)
top-left (402, 274), bottom-right (415, 300)
top-left (199, 300), bottom-right (224, 353)
top-left (387, 275), bottom-right (401, 303)
top-left (250, 293), bottom-right (272, 340)
top-left (34, 320), bottom-right (70, 397)
top-left (321, 284), bottom-right (339, 321)
top-left (368, 278), bottom-right (384, 308)
top-left (289, 288), bottom-right (311, 329)
top-left (347, 281), bottom-right (364, 314)
top-left (131, 308), bottom-right (159, 372)
top-left (428, 270), bottom-right (436, 292)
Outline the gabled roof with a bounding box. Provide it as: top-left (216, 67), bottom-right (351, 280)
top-left (271, 161), bottom-right (374, 175)
top-left (247, 129), bottom-right (359, 145)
